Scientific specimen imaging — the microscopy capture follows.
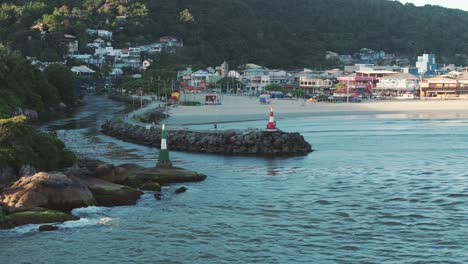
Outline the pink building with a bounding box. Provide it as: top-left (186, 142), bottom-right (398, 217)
top-left (337, 74), bottom-right (375, 95)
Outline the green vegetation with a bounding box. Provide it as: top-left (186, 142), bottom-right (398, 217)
top-left (266, 84), bottom-right (305, 98)
top-left (0, 115), bottom-right (76, 171)
top-left (2, 0), bottom-right (468, 69)
top-left (180, 101), bottom-right (202, 106)
top-left (0, 46), bottom-right (77, 117)
top-left (121, 75), bottom-right (172, 98)
top-left (216, 77), bottom-right (243, 92)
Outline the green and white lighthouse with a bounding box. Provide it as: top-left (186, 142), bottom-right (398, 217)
top-left (157, 124), bottom-right (172, 168)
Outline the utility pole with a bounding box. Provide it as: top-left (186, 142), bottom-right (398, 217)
top-left (346, 80), bottom-right (349, 103)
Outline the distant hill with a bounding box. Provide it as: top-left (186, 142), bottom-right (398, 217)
top-left (1, 0), bottom-right (467, 68)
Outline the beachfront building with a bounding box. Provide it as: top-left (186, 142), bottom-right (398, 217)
top-left (458, 73), bottom-right (468, 97)
top-left (375, 73), bottom-right (419, 97)
top-left (420, 76), bottom-right (458, 98)
top-left (416, 53), bottom-right (437, 75)
top-left (241, 68), bottom-right (270, 94)
top-left (248, 75), bottom-right (270, 94)
top-left (190, 70), bottom-right (221, 87)
top-left (299, 77), bottom-right (334, 95)
top-left (337, 74), bottom-right (374, 97)
top-left (269, 70), bottom-right (293, 86)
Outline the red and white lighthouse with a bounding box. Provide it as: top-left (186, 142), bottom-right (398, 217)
top-left (266, 107), bottom-right (277, 130)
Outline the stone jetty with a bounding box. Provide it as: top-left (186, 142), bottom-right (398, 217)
top-left (101, 120), bottom-right (313, 156)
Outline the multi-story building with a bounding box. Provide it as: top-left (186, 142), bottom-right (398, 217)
top-left (337, 74), bottom-right (375, 95)
top-left (299, 77), bottom-right (334, 95)
top-left (375, 73), bottom-right (419, 96)
top-left (416, 53), bottom-right (437, 75)
top-left (269, 70), bottom-right (292, 86)
top-left (241, 68), bottom-right (270, 94)
top-left (420, 73), bottom-right (468, 98)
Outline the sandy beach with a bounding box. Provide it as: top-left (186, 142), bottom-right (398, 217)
top-left (165, 95), bottom-right (468, 125)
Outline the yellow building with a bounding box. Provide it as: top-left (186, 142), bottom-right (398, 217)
top-left (420, 76), bottom-right (458, 98)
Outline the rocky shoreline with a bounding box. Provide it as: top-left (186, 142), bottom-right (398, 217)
top-left (0, 159), bottom-right (206, 230)
top-left (101, 120), bottom-right (313, 156)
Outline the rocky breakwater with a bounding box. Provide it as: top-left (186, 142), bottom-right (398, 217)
top-left (101, 120), bottom-right (313, 156)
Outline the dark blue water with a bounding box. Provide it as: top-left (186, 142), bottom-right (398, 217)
top-left (1, 96), bottom-right (467, 263)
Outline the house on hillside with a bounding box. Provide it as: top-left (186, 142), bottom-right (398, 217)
top-left (159, 36), bottom-right (183, 48)
top-left (63, 34), bottom-right (79, 55)
top-left (71, 66), bottom-right (95, 77)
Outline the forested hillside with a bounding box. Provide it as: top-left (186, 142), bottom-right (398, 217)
top-left (0, 46), bottom-right (76, 117)
top-left (1, 0), bottom-right (467, 68)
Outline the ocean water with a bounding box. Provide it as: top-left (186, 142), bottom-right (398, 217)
top-left (1, 96), bottom-right (467, 263)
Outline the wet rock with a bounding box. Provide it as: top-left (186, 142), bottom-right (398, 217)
top-left (38, 225), bottom-right (58, 232)
top-left (175, 186), bottom-right (187, 194)
top-left (2, 172), bottom-right (96, 212)
top-left (0, 209), bottom-right (78, 230)
top-left (154, 192), bottom-right (162, 200)
top-left (122, 167), bottom-right (207, 186)
top-left (140, 182), bottom-right (161, 192)
top-left (75, 176), bottom-right (143, 207)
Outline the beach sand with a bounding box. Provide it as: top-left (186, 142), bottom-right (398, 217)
top-left (165, 95), bottom-right (468, 125)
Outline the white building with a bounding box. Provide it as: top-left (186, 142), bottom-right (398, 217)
top-left (63, 34), bottom-right (79, 54)
top-left (228, 70), bottom-right (241, 79)
top-left (416, 53), bottom-right (437, 75)
top-left (71, 65), bottom-right (95, 77)
top-left (190, 70), bottom-right (220, 87)
top-left (375, 72), bottom-right (419, 96)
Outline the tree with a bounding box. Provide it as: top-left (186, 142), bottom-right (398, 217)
top-left (216, 77), bottom-right (243, 92)
top-left (265, 84), bottom-right (285, 92)
top-left (44, 64), bottom-right (76, 107)
top-left (0, 115), bottom-right (75, 171)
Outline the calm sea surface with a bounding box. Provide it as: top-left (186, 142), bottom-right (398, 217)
top-left (1, 96), bottom-right (467, 263)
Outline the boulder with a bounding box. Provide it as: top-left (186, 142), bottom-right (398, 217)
top-left (95, 163), bottom-right (116, 182)
top-left (175, 186), bottom-right (187, 194)
top-left (154, 192), bottom-right (162, 200)
top-left (2, 172), bottom-right (96, 212)
top-left (140, 182), bottom-right (161, 192)
top-left (122, 167), bottom-right (207, 186)
top-left (0, 209), bottom-right (78, 229)
top-left (75, 176), bottom-right (143, 207)
top-left (39, 225), bottom-right (59, 232)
